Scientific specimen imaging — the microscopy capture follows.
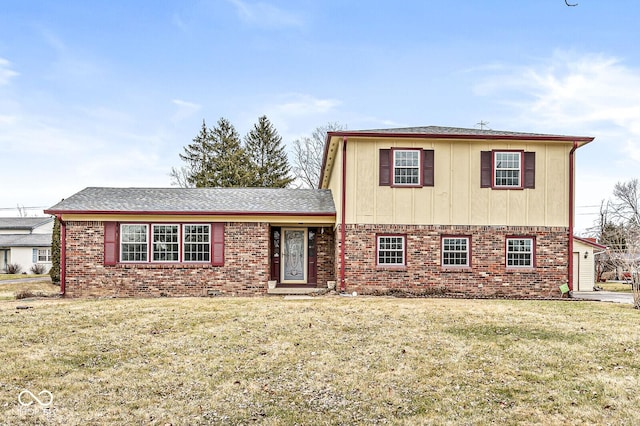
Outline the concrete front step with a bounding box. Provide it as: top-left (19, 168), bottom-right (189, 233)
top-left (267, 287), bottom-right (323, 295)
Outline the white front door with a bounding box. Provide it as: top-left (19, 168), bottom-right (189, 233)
top-left (281, 228), bottom-right (308, 284)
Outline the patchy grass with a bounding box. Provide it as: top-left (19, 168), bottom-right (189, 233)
top-left (0, 297), bottom-right (639, 425)
top-left (0, 280), bottom-right (59, 301)
top-left (600, 281), bottom-right (633, 293)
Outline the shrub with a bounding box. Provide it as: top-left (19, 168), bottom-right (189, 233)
top-left (30, 264), bottom-right (47, 274)
top-left (14, 289), bottom-right (49, 299)
top-left (5, 263), bottom-right (22, 274)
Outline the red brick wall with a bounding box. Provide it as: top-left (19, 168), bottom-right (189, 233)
top-left (338, 224), bottom-right (569, 298)
top-left (316, 226), bottom-right (335, 288)
top-left (64, 221), bottom-right (271, 297)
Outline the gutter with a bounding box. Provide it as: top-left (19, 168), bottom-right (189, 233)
top-left (340, 136), bottom-right (347, 292)
top-left (56, 215), bottom-right (66, 296)
top-left (568, 141), bottom-right (579, 291)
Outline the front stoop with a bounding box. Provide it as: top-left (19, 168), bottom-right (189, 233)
top-left (267, 287), bottom-right (321, 295)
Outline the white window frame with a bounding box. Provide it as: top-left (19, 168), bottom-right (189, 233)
top-left (152, 224), bottom-right (180, 262)
top-left (183, 224), bottom-right (211, 263)
top-left (506, 237), bottom-right (534, 268)
top-left (37, 248), bottom-right (52, 263)
top-left (377, 235), bottom-right (406, 266)
top-left (494, 151), bottom-right (522, 188)
top-left (442, 237), bottom-right (470, 267)
top-left (393, 149), bottom-right (421, 186)
top-left (120, 224), bottom-right (149, 263)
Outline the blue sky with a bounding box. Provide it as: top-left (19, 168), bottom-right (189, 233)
top-left (1, 0), bottom-right (639, 232)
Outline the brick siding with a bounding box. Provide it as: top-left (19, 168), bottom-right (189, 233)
top-left (337, 224), bottom-right (569, 298)
top-left (315, 226), bottom-right (335, 288)
top-left (64, 221), bottom-right (271, 297)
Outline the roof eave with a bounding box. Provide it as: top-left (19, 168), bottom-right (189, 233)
top-left (44, 209), bottom-right (337, 217)
top-left (326, 130), bottom-right (594, 144)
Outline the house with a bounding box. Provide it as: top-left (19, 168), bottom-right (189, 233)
top-left (0, 217), bottom-right (54, 274)
top-left (44, 126), bottom-right (594, 298)
top-left (572, 236), bottom-right (607, 291)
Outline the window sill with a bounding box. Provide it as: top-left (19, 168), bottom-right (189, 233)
top-left (390, 184), bottom-right (423, 188)
top-left (506, 267), bottom-right (536, 273)
top-left (491, 186), bottom-right (525, 190)
top-left (376, 265), bottom-right (408, 271)
top-left (114, 262), bottom-right (215, 269)
top-left (441, 267), bottom-right (472, 273)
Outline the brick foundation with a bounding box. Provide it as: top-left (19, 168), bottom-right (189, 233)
top-left (337, 224), bottom-right (569, 298)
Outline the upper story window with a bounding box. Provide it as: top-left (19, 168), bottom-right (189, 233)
top-left (481, 150), bottom-right (535, 189)
top-left (442, 236), bottom-right (470, 267)
top-left (377, 235), bottom-right (406, 266)
top-left (506, 237), bottom-right (534, 268)
top-left (379, 148), bottom-right (434, 187)
top-left (393, 150), bottom-right (421, 185)
top-left (494, 152), bottom-right (521, 188)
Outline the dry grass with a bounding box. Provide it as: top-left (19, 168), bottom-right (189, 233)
top-left (600, 281), bottom-right (633, 292)
top-left (0, 296), bottom-right (639, 425)
top-left (0, 280), bottom-right (60, 301)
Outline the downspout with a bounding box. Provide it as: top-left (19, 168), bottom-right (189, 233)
top-left (57, 215), bottom-right (66, 296)
top-left (568, 141), bottom-right (579, 291)
top-left (340, 136), bottom-right (348, 292)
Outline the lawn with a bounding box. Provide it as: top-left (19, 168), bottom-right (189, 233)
top-left (599, 281), bottom-right (633, 292)
top-left (1, 296), bottom-right (639, 425)
top-left (0, 278), bottom-right (60, 300)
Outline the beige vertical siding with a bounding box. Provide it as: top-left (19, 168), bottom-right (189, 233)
top-left (326, 137), bottom-right (571, 227)
top-left (573, 240), bottom-right (596, 291)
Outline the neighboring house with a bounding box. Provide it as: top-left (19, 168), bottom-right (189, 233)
top-left (572, 236), bottom-right (607, 291)
top-left (0, 217), bottom-right (54, 274)
top-left (45, 126), bottom-right (594, 298)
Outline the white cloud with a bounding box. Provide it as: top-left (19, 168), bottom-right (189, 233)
top-left (226, 0), bottom-right (303, 29)
top-left (171, 99), bottom-right (202, 122)
top-left (475, 51), bottom-right (640, 136)
top-left (0, 58), bottom-right (19, 86)
top-left (273, 94), bottom-right (340, 116)
top-left (474, 51), bottom-right (640, 233)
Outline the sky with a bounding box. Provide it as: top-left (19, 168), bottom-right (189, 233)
top-left (1, 0), bottom-right (639, 233)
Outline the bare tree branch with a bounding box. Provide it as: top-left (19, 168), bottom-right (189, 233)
top-left (292, 122), bottom-right (345, 188)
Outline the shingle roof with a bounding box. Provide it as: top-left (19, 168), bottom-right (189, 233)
top-left (332, 125), bottom-right (594, 142)
top-left (0, 217), bottom-right (53, 230)
top-left (0, 233), bottom-right (51, 248)
top-left (45, 187), bottom-right (336, 215)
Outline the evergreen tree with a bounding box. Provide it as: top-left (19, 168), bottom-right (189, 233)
top-left (205, 117), bottom-right (254, 187)
top-left (49, 216), bottom-right (61, 285)
top-left (176, 120), bottom-right (213, 187)
top-left (172, 118), bottom-right (256, 188)
top-left (244, 115), bottom-right (293, 188)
